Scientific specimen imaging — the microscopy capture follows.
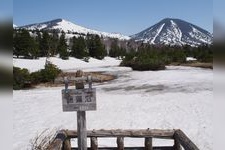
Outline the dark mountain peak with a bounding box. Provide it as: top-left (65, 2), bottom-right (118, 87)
top-left (38, 18), bottom-right (65, 24)
top-left (131, 18), bottom-right (212, 46)
top-left (20, 18), bottom-right (65, 28)
top-left (51, 18), bottom-right (64, 22)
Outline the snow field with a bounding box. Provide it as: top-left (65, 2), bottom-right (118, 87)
top-left (13, 65), bottom-right (212, 149)
top-left (13, 57), bottom-right (122, 72)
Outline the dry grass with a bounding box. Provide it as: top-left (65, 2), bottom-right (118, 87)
top-left (29, 129), bottom-right (58, 150)
top-left (181, 62), bottom-right (213, 69)
top-left (35, 71), bottom-right (116, 88)
top-left (169, 62), bottom-right (213, 69)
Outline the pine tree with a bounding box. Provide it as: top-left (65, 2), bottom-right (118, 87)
top-left (40, 31), bottom-right (51, 57)
top-left (71, 36), bottom-right (87, 59)
top-left (13, 29), bottom-right (39, 58)
top-left (50, 30), bottom-right (59, 56)
top-left (109, 39), bottom-right (120, 58)
top-left (13, 30), bottom-right (21, 58)
top-left (58, 32), bottom-right (69, 59)
top-left (86, 34), bottom-right (95, 57)
top-left (87, 35), bottom-right (106, 59)
top-left (28, 36), bottom-right (39, 59)
top-left (95, 35), bottom-right (106, 59)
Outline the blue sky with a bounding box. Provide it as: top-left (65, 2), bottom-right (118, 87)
top-left (214, 0), bottom-right (225, 26)
top-left (13, 0), bottom-right (213, 35)
top-left (0, 0), bottom-right (13, 19)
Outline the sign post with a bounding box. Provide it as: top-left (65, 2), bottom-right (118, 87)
top-left (62, 70), bottom-right (97, 150)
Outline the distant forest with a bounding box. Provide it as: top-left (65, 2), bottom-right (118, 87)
top-left (13, 29), bottom-right (213, 70)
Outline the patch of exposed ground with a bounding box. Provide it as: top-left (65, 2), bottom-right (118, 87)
top-left (36, 71), bottom-right (116, 87)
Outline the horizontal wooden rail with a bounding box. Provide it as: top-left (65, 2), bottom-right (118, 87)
top-left (67, 129), bottom-right (175, 139)
top-left (48, 129), bottom-right (199, 150)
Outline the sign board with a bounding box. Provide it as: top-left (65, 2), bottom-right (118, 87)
top-left (62, 88), bottom-right (96, 111)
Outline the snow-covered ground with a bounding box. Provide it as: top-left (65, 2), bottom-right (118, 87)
top-left (13, 57), bottom-right (122, 72)
top-left (13, 58), bottom-right (212, 149)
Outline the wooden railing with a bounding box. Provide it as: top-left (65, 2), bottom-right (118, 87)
top-left (48, 129), bottom-right (199, 150)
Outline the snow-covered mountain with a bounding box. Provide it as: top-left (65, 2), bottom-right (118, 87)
top-left (17, 18), bottom-right (130, 40)
top-left (131, 18), bottom-right (213, 46)
top-left (13, 24), bottom-right (17, 28)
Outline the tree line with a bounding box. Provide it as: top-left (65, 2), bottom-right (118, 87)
top-left (120, 44), bottom-right (213, 71)
top-left (13, 29), bottom-right (107, 60)
top-left (13, 29), bottom-right (212, 67)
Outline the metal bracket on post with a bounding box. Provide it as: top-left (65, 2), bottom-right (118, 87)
top-left (64, 77), bottom-right (69, 92)
top-left (64, 77), bottom-right (70, 100)
top-left (87, 75), bottom-right (92, 90)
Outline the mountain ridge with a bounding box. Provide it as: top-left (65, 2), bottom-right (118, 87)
top-left (130, 18), bottom-right (213, 46)
top-left (17, 18), bottom-right (131, 40)
top-left (15, 18), bottom-right (212, 46)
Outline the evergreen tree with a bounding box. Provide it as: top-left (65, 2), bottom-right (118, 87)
top-left (109, 39), bottom-right (119, 57)
top-left (35, 31), bottom-right (42, 54)
top-left (13, 29), bottom-right (39, 58)
top-left (88, 35), bottom-right (106, 59)
top-left (86, 34), bottom-right (95, 57)
top-left (58, 33), bottom-right (69, 59)
top-left (49, 30), bottom-right (59, 56)
top-left (95, 35), bottom-right (107, 59)
top-left (71, 36), bottom-right (87, 59)
top-left (13, 30), bottom-right (21, 57)
top-left (39, 31), bottom-right (51, 57)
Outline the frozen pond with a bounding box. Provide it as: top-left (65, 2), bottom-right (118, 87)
top-left (13, 66), bottom-right (213, 149)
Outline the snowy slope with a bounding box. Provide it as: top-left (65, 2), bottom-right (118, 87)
top-left (13, 66), bottom-right (213, 150)
top-left (18, 19), bottom-right (130, 40)
top-left (131, 18), bottom-right (213, 46)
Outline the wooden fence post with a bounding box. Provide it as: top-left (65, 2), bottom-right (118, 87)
top-left (76, 70), bottom-right (87, 150)
top-left (117, 137), bottom-right (124, 150)
top-left (145, 137), bottom-right (153, 150)
top-left (91, 137), bottom-right (98, 150)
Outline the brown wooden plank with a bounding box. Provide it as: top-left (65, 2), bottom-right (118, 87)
top-left (67, 129), bottom-right (175, 139)
top-left (174, 130), bottom-right (199, 150)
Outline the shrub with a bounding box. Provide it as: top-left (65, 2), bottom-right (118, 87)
top-left (13, 67), bottom-right (31, 90)
top-left (14, 63), bottom-right (61, 90)
top-left (121, 56), bottom-right (165, 71)
top-left (31, 63), bottom-right (61, 84)
top-left (121, 50), bottom-right (166, 71)
top-left (30, 71), bottom-right (42, 84)
top-left (41, 63), bottom-right (61, 83)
